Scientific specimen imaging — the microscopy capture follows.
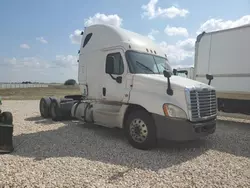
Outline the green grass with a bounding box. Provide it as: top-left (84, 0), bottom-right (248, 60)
top-left (0, 85), bottom-right (81, 100)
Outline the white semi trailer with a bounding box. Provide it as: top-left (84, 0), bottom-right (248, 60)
top-left (39, 24), bottom-right (217, 150)
top-left (181, 24), bottom-right (250, 115)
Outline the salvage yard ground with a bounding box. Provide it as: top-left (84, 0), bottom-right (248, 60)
top-left (0, 100), bottom-right (250, 187)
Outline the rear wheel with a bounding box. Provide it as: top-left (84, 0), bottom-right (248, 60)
top-left (50, 99), bottom-right (63, 121)
top-left (39, 97), bottom-right (51, 118)
top-left (124, 110), bottom-right (157, 150)
top-left (0, 111), bottom-right (13, 125)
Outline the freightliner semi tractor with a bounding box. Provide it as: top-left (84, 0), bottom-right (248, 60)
top-left (39, 24), bottom-right (217, 150)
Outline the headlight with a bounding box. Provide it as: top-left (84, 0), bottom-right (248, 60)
top-left (163, 104), bottom-right (187, 119)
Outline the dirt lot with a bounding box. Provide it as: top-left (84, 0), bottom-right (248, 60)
top-left (0, 86), bottom-right (80, 100)
top-left (0, 100), bottom-right (249, 188)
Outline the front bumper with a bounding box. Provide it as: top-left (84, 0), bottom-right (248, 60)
top-left (152, 114), bottom-right (216, 141)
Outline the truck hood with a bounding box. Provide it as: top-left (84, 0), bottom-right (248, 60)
top-left (132, 74), bottom-right (214, 91)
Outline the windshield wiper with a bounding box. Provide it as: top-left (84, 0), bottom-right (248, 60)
top-left (136, 61), bottom-right (155, 74)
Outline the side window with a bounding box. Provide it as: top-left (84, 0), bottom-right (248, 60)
top-left (83, 33), bottom-right (92, 48)
top-left (106, 53), bottom-right (124, 75)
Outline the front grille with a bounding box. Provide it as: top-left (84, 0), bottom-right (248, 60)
top-left (189, 89), bottom-right (217, 121)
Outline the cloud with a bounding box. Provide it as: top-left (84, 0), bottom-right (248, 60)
top-left (0, 55), bottom-right (78, 82)
top-left (20, 44), bottom-right (30, 49)
top-left (164, 14), bottom-right (250, 68)
top-left (69, 29), bottom-right (83, 44)
top-left (36, 37), bottom-right (48, 44)
top-left (84, 13), bottom-right (123, 27)
top-left (159, 38), bottom-right (196, 67)
top-left (54, 55), bottom-right (78, 67)
top-left (197, 15), bottom-right (250, 34)
top-left (2, 57), bottom-right (17, 66)
top-left (70, 13), bottom-right (123, 44)
top-left (176, 38), bottom-right (196, 51)
top-left (164, 26), bottom-right (189, 37)
top-left (141, 0), bottom-right (189, 19)
top-left (147, 29), bottom-right (159, 40)
top-left (68, 13), bottom-right (250, 69)
top-left (171, 64), bottom-right (194, 69)
top-left (2, 57), bottom-right (48, 69)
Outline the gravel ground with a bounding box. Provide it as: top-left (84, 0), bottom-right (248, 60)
top-left (0, 100), bottom-right (250, 188)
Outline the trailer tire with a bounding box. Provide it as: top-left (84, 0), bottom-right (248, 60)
top-left (0, 112), bottom-right (13, 125)
top-left (39, 97), bottom-right (51, 118)
top-left (50, 99), bottom-right (63, 121)
top-left (124, 109), bottom-right (157, 150)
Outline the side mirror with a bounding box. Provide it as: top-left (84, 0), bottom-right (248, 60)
top-left (173, 69), bottom-right (177, 75)
top-left (163, 70), bottom-right (173, 96)
top-left (163, 70), bottom-right (171, 78)
top-left (106, 56), bottom-right (115, 74)
top-left (206, 74), bottom-right (213, 81)
top-left (206, 74), bottom-right (214, 85)
top-left (116, 76), bottom-right (122, 83)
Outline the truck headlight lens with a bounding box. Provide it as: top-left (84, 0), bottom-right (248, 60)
top-left (163, 104), bottom-right (187, 119)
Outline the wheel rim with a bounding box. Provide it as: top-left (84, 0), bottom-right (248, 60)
top-left (129, 118), bottom-right (148, 143)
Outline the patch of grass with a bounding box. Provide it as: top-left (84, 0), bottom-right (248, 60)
top-left (0, 86), bottom-right (81, 100)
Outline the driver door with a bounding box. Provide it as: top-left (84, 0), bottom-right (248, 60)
top-left (102, 48), bottom-right (129, 103)
top-left (93, 48), bottom-right (130, 127)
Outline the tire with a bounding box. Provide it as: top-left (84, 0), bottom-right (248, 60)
top-left (0, 111), bottom-right (13, 125)
top-left (124, 109), bottom-right (157, 150)
top-left (39, 97), bottom-right (51, 118)
top-left (50, 99), bottom-right (63, 121)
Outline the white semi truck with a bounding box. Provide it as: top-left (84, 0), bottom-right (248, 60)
top-left (177, 24), bottom-right (250, 115)
top-left (174, 67), bottom-right (195, 80)
top-left (39, 24), bottom-right (217, 150)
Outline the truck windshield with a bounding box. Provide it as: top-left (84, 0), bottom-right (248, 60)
top-left (125, 51), bottom-right (172, 74)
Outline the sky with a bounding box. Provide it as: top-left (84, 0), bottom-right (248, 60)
top-left (0, 0), bottom-right (250, 83)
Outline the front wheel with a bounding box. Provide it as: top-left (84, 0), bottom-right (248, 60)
top-left (124, 110), bottom-right (157, 150)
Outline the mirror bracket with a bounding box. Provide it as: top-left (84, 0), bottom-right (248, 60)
top-left (109, 74), bottom-right (122, 84)
top-left (109, 74), bottom-right (116, 80)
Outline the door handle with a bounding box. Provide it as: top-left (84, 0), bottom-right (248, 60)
top-left (102, 87), bottom-right (106, 96)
